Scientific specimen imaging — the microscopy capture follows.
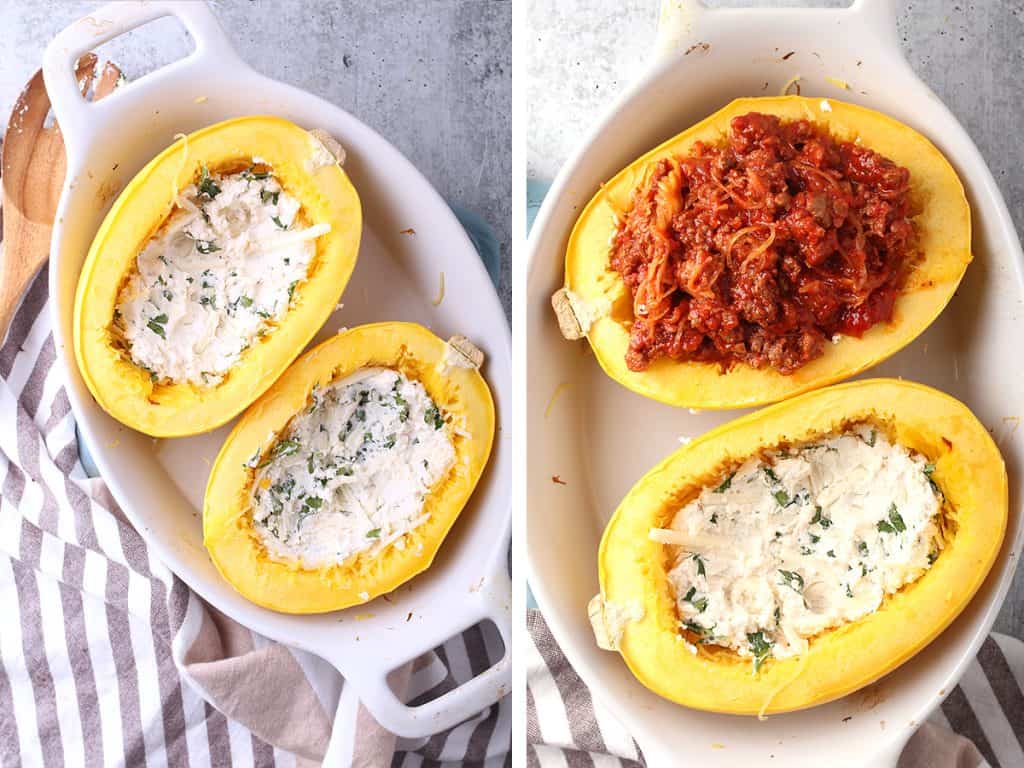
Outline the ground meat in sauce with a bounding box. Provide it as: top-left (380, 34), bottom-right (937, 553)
top-left (610, 112), bottom-right (918, 374)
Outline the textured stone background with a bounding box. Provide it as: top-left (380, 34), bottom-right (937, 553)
top-left (527, 0), bottom-right (1024, 636)
top-left (0, 0), bottom-right (512, 316)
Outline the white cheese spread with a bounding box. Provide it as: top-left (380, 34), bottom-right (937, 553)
top-left (249, 367), bottom-right (456, 568)
top-left (114, 164), bottom-right (329, 386)
top-left (657, 426), bottom-right (943, 671)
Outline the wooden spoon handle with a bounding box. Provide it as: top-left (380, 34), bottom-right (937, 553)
top-left (0, 212), bottom-right (52, 344)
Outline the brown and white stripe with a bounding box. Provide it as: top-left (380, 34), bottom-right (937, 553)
top-left (527, 608), bottom-right (1024, 768)
top-left (0, 269), bottom-right (510, 767)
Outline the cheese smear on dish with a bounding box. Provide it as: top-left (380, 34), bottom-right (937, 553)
top-left (249, 367), bottom-right (456, 568)
top-left (114, 165), bottom-right (329, 387)
top-left (655, 426), bottom-right (943, 671)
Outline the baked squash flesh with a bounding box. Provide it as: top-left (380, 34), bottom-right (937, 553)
top-left (203, 322), bottom-right (495, 614)
top-left (593, 379), bottom-right (1005, 715)
top-left (559, 96), bottom-right (971, 409)
top-left (74, 116), bottom-right (361, 437)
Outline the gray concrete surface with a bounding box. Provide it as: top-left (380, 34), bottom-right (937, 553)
top-left (527, 0), bottom-right (1024, 637)
top-left (0, 0), bottom-right (511, 317)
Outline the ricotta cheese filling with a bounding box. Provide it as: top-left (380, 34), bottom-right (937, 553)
top-left (655, 426), bottom-right (944, 671)
top-left (249, 367), bottom-right (456, 568)
top-left (114, 164), bottom-right (330, 387)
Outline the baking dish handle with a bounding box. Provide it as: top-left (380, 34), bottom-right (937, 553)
top-left (322, 555), bottom-right (511, 752)
top-left (42, 1), bottom-right (243, 161)
top-left (655, 0), bottom-right (901, 60)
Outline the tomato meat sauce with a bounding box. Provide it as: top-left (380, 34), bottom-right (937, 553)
top-left (610, 112), bottom-right (917, 374)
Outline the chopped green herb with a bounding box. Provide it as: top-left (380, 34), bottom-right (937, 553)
top-left (714, 472), bottom-right (735, 493)
top-left (763, 467), bottom-right (780, 484)
top-left (366, 528), bottom-right (381, 539)
top-left (827, 549), bottom-right (836, 558)
top-left (146, 314), bottom-right (168, 338)
top-left (692, 553), bottom-right (706, 578)
top-left (846, 584), bottom-right (854, 598)
top-left (682, 621), bottom-right (714, 641)
top-left (773, 490), bottom-right (791, 507)
top-left (424, 405), bottom-right (445, 430)
top-left (244, 447), bottom-right (262, 469)
top-left (778, 569), bottom-right (804, 593)
top-left (866, 429), bottom-right (877, 447)
top-left (305, 496), bottom-right (323, 509)
top-left (924, 463), bottom-right (944, 497)
top-left (272, 215), bottom-right (288, 230)
top-left (242, 166), bottom-right (271, 181)
top-left (709, 512), bottom-right (718, 525)
top-left (265, 438), bottom-right (300, 463)
top-left (878, 503), bottom-right (906, 534)
top-left (197, 165), bottom-right (221, 198)
top-left (810, 505), bottom-right (832, 528)
top-left (683, 586), bottom-right (696, 602)
top-left (271, 477), bottom-right (295, 498)
top-left (747, 631), bottom-right (773, 673)
top-left (287, 280), bottom-right (298, 301)
top-left (858, 541), bottom-right (869, 556)
top-left (239, 295), bottom-right (253, 308)
top-left (888, 503), bottom-right (906, 532)
top-left (261, 188), bottom-right (280, 205)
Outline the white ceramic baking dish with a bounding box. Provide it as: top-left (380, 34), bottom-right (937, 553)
top-left (526, 1), bottom-right (1024, 765)
top-left (42, 0), bottom-right (511, 753)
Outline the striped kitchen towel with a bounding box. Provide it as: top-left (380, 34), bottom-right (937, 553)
top-left (0, 267), bottom-right (510, 767)
top-left (527, 608), bottom-right (1024, 768)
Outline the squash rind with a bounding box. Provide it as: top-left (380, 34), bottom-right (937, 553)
top-left (203, 322), bottom-right (495, 614)
top-left (73, 115), bottom-right (362, 437)
top-left (565, 96), bottom-right (972, 409)
top-left (598, 378), bottom-right (1006, 714)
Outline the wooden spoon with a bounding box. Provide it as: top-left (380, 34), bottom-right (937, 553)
top-left (0, 55), bottom-right (122, 343)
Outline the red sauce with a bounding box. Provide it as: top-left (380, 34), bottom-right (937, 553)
top-left (610, 112), bottom-right (917, 374)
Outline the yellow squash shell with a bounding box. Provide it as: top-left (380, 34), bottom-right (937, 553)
top-left (596, 378), bottom-right (1006, 714)
top-left (203, 322), bottom-right (495, 614)
top-left (74, 115), bottom-right (362, 437)
top-left (562, 96), bottom-right (971, 409)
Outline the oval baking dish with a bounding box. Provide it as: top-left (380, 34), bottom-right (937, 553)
top-left (74, 115), bottom-right (362, 437)
top-left (557, 96), bottom-right (971, 409)
top-left (203, 321), bottom-right (495, 614)
top-left (592, 378), bottom-right (1006, 715)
